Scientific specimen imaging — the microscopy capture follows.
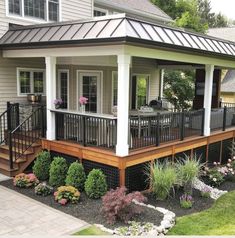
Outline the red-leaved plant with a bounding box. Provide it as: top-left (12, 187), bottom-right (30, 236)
top-left (101, 186), bottom-right (147, 224)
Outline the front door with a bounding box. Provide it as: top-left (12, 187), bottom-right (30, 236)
top-left (77, 71), bottom-right (102, 113)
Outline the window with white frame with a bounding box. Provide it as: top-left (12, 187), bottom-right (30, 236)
top-left (17, 68), bottom-right (45, 96)
top-left (93, 7), bottom-right (107, 17)
top-left (8, 0), bottom-right (59, 22)
top-left (58, 70), bottom-right (69, 109)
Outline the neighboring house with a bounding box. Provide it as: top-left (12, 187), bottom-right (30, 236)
top-left (208, 27), bottom-right (235, 104)
top-left (0, 1), bottom-right (235, 190)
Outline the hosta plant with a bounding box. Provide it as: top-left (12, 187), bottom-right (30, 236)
top-left (54, 186), bottom-right (80, 205)
top-left (35, 182), bottom-right (53, 196)
top-left (102, 186), bottom-right (147, 224)
top-left (13, 173), bottom-right (39, 188)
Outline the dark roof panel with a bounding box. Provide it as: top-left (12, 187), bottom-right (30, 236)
top-left (1, 15), bottom-right (235, 58)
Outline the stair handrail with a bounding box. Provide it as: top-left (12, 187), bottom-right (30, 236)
top-left (9, 105), bottom-right (46, 170)
top-left (0, 102), bottom-right (19, 144)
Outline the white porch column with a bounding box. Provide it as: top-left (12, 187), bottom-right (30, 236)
top-left (116, 54), bottom-right (131, 157)
top-left (45, 56), bottom-right (57, 140)
top-left (159, 69), bottom-right (164, 99)
top-left (203, 64), bottom-right (214, 136)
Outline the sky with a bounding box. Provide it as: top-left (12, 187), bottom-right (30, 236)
top-left (210, 0), bottom-right (235, 20)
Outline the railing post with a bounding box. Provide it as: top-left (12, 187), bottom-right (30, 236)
top-left (15, 103), bottom-right (20, 128)
top-left (41, 106), bottom-right (45, 138)
top-left (82, 116), bottom-right (86, 147)
top-left (223, 106), bottom-right (227, 131)
top-left (201, 108), bottom-right (205, 136)
top-left (7, 102), bottom-right (12, 131)
top-left (8, 132), bottom-right (13, 170)
top-left (180, 110), bottom-right (185, 141)
top-left (156, 113), bottom-right (160, 146)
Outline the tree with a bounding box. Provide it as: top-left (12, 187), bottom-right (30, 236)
top-left (163, 70), bottom-right (195, 111)
top-left (214, 13), bottom-right (228, 28)
top-left (151, 0), bottom-right (177, 19)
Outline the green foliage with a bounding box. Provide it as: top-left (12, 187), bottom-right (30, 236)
top-left (65, 162), bottom-right (86, 191)
top-left (164, 70), bottom-right (195, 111)
top-left (205, 168), bottom-right (224, 187)
top-left (176, 156), bottom-right (202, 193)
top-left (54, 186), bottom-right (80, 205)
top-left (49, 157), bottom-right (68, 187)
top-left (13, 173), bottom-right (39, 188)
top-left (149, 162), bottom-right (178, 200)
top-left (33, 151), bottom-right (51, 181)
top-left (85, 169), bottom-right (108, 199)
top-left (169, 191), bottom-right (235, 235)
top-left (35, 182), bottom-right (53, 196)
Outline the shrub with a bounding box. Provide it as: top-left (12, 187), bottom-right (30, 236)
top-left (149, 162), bottom-right (177, 200)
top-left (33, 151), bottom-right (51, 181)
top-left (49, 157), bottom-right (68, 187)
top-left (85, 169), bottom-right (107, 199)
top-left (102, 186), bottom-right (147, 224)
top-left (200, 187), bottom-right (211, 198)
top-left (180, 194), bottom-right (194, 209)
top-left (13, 173), bottom-right (39, 188)
top-left (176, 156), bottom-right (202, 194)
top-left (35, 182), bottom-right (53, 196)
top-left (204, 167), bottom-right (224, 187)
top-left (65, 162), bottom-right (86, 191)
top-left (54, 186), bottom-right (80, 205)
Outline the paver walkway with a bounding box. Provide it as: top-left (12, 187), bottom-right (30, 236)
top-left (0, 185), bottom-right (89, 235)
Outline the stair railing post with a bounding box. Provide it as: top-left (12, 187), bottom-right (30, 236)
top-left (15, 103), bottom-right (20, 129)
top-left (223, 106), bottom-right (227, 131)
top-left (9, 132), bottom-right (13, 170)
top-left (7, 102), bottom-right (12, 131)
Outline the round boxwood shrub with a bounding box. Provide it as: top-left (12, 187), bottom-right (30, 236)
top-left (49, 157), bottom-right (68, 188)
top-left (65, 162), bottom-right (86, 191)
top-left (33, 151), bottom-right (51, 181)
top-left (85, 169), bottom-right (108, 199)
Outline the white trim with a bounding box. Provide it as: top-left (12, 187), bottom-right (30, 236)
top-left (58, 69), bottom-right (69, 109)
top-left (6, 0), bottom-right (61, 23)
top-left (111, 71), bottom-right (118, 109)
top-left (93, 6), bottom-right (108, 17)
top-left (76, 70), bottom-right (103, 113)
top-left (17, 67), bottom-right (46, 96)
top-left (132, 73), bottom-right (150, 108)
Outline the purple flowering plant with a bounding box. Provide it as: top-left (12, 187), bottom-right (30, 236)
top-left (180, 194), bottom-right (194, 209)
top-left (54, 98), bottom-right (63, 106)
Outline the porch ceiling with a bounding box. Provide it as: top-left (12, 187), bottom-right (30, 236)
top-left (1, 14), bottom-right (235, 61)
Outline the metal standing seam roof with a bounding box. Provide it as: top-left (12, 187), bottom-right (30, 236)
top-left (1, 14), bottom-right (235, 58)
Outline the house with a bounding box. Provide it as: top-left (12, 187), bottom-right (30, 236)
top-left (208, 27), bottom-right (235, 104)
top-left (0, 0), bottom-right (235, 191)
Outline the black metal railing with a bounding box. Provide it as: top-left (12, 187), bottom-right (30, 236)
top-left (9, 106), bottom-right (46, 169)
top-left (0, 102), bottom-right (19, 144)
top-left (129, 109), bottom-right (205, 150)
top-left (221, 102), bottom-right (235, 108)
top-left (55, 111), bottom-right (117, 150)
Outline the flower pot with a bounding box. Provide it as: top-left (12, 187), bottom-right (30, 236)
top-left (80, 105), bottom-right (85, 113)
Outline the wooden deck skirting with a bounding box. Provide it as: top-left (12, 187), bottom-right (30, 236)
top-left (41, 128), bottom-right (235, 186)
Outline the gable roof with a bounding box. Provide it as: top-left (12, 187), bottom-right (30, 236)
top-left (94, 0), bottom-right (172, 22)
top-left (221, 70), bottom-right (235, 93)
top-left (1, 14), bottom-right (235, 60)
top-left (208, 27), bottom-right (235, 42)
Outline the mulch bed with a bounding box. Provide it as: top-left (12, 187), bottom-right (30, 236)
top-left (0, 179), bottom-right (163, 230)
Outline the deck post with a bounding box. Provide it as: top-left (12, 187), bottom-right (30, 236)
top-left (116, 54), bottom-right (131, 157)
top-left (45, 56), bottom-right (57, 141)
top-left (203, 64), bottom-right (214, 136)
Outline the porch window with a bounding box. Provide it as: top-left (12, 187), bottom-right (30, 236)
top-left (112, 71), bottom-right (118, 107)
top-left (17, 68), bottom-right (45, 96)
top-left (58, 70), bottom-right (69, 109)
top-left (9, 0), bottom-right (21, 15)
top-left (94, 7), bottom-right (107, 17)
top-left (8, 0), bottom-right (60, 22)
top-left (132, 75), bottom-right (149, 109)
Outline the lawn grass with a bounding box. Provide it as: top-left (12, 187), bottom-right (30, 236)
top-left (169, 191), bottom-right (235, 235)
top-left (74, 225), bottom-right (109, 236)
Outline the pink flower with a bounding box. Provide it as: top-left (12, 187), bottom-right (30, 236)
top-left (79, 96), bottom-right (88, 105)
top-left (59, 199), bottom-right (67, 205)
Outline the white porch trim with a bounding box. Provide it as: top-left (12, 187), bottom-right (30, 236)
top-left (203, 64), bottom-right (215, 136)
top-left (46, 56), bottom-right (57, 140)
top-left (116, 54), bottom-right (131, 157)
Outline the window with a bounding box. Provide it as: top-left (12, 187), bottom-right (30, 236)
top-left (112, 71), bottom-right (118, 107)
top-left (132, 75), bottom-right (149, 109)
top-left (8, 0), bottom-right (60, 22)
top-left (94, 7), bottom-right (107, 17)
top-left (17, 68), bottom-right (45, 96)
top-left (58, 70), bottom-right (69, 109)
top-left (9, 0), bottom-right (21, 15)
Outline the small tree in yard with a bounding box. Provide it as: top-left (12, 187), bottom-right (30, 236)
top-left (49, 157), bottom-right (68, 187)
top-left (102, 187), bottom-right (147, 224)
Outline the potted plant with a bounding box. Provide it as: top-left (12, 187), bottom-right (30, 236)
top-left (79, 96), bottom-right (88, 113)
top-left (54, 99), bottom-right (63, 109)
